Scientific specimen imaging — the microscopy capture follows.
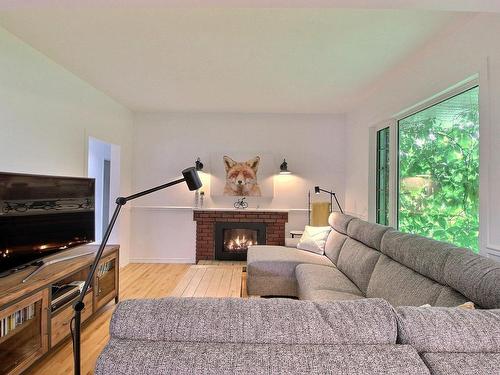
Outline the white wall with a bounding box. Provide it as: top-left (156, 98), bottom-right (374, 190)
top-left (130, 112), bottom-right (345, 263)
top-left (344, 13), bottom-right (500, 260)
top-left (0, 26), bottom-right (134, 266)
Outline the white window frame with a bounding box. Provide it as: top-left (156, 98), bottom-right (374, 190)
top-left (370, 76), bottom-right (479, 230)
top-left (369, 120), bottom-right (397, 227)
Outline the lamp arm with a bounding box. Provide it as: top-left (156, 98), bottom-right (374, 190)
top-left (72, 202), bottom-right (122, 375)
top-left (75, 176), bottom-right (187, 307)
top-left (332, 192), bottom-right (344, 214)
top-left (72, 176), bottom-right (187, 375)
top-left (120, 177), bottom-right (185, 203)
top-left (316, 187), bottom-right (344, 214)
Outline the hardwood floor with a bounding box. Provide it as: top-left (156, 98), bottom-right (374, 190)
top-left (27, 263), bottom-right (191, 375)
top-left (27, 262), bottom-right (249, 375)
top-left (170, 265), bottom-right (244, 298)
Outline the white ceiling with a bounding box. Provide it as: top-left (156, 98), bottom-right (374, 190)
top-left (0, 7), bottom-right (470, 113)
top-left (0, 1), bottom-right (499, 12)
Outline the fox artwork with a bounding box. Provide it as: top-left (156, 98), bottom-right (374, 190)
top-left (223, 156), bottom-right (262, 197)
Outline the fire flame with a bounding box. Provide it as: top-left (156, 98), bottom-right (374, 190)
top-left (225, 235), bottom-right (257, 251)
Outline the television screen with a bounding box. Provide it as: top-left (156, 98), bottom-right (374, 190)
top-left (0, 172), bottom-right (95, 276)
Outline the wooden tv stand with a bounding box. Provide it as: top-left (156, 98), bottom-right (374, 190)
top-left (0, 245), bottom-right (119, 375)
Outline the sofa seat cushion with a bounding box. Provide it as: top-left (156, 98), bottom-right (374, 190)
top-left (395, 306), bottom-right (500, 353)
top-left (247, 245), bottom-right (334, 296)
top-left (247, 245), bottom-right (334, 277)
top-left (420, 353), bottom-right (500, 375)
top-left (246, 275), bottom-right (298, 297)
top-left (296, 264), bottom-right (364, 301)
top-left (299, 289), bottom-right (365, 302)
top-left (247, 245), bottom-right (334, 276)
top-left (110, 297), bottom-right (397, 345)
top-left (96, 340), bottom-right (430, 375)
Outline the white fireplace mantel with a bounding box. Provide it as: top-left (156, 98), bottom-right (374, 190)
top-left (193, 208), bottom-right (293, 213)
top-left (132, 205), bottom-right (308, 212)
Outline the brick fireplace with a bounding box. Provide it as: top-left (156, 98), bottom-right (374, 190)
top-left (193, 210), bottom-right (288, 262)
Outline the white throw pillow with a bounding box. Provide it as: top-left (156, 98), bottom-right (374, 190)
top-left (297, 225), bottom-right (331, 255)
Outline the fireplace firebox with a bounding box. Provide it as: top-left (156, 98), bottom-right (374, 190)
top-left (215, 222), bottom-right (266, 261)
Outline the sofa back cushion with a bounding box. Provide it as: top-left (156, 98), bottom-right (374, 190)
top-left (347, 218), bottom-right (390, 250)
top-left (434, 286), bottom-right (469, 307)
top-left (328, 212), bottom-right (355, 234)
top-left (443, 248), bottom-right (500, 309)
top-left (381, 230), bottom-right (453, 284)
top-left (324, 229), bottom-right (347, 264)
top-left (366, 254), bottom-right (465, 306)
top-left (382, 230), bottom-right (500, 309)
top-left (110, 297), bottom-right (398, 345)
top-left (396, 306), bottom-right (500, 353)
top-left (337, 238), bottom-right (381, 294)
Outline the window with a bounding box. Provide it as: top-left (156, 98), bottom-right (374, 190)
top-left (398, 86), bottom-right (479, 252)
top-left (376, 127), bottom-right (390, 225)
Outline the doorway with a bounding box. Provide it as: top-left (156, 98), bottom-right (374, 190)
top-left (87, 137), bottom-right (120, 243)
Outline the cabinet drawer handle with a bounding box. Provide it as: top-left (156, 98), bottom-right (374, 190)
top-left (59, 309), bottom-right (87, 327)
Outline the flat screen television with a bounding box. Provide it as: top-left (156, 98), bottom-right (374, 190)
top-left (0, 172), bottom-right (95, 277)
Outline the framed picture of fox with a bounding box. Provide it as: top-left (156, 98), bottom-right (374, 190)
top-left (210, 153), bottom-right (274, 198)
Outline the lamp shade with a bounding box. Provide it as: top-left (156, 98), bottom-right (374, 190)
top-left (314, 186), bottom-right (320, 194)
top-left (182, 167), bottom-right (203, 191)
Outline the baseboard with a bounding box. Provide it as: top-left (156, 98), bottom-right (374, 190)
top-left (129, 257), bottom-right (194, 264)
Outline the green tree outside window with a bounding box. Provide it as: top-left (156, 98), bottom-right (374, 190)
top-left (398, 87), bottom-right (479, 252)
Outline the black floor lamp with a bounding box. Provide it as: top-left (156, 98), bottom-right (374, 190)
top-left (71, 167), bottom-right (202, 375)
top-left (314, 186), bottom-right (344, 214)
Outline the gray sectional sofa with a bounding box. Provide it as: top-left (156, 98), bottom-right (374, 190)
top-left (247, 213), bottom-right (500, 308)
top-left (95, 213), bottom-right (500, 374)
top-left (96, 297), bottom-right (500, 374)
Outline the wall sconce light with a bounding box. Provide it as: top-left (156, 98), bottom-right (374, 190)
top-left (195, 157), bottom-right (204, 172)
top-left (279, 159), bottom-right (291, 175)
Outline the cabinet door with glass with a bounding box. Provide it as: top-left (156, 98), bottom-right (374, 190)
top-left (0, 289), bottom-right (49, 375)
top-left (93, 253), bottom-right (118, 311)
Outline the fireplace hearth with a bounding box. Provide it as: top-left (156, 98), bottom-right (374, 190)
top-left (215, 222), bottom-right (266, 260)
